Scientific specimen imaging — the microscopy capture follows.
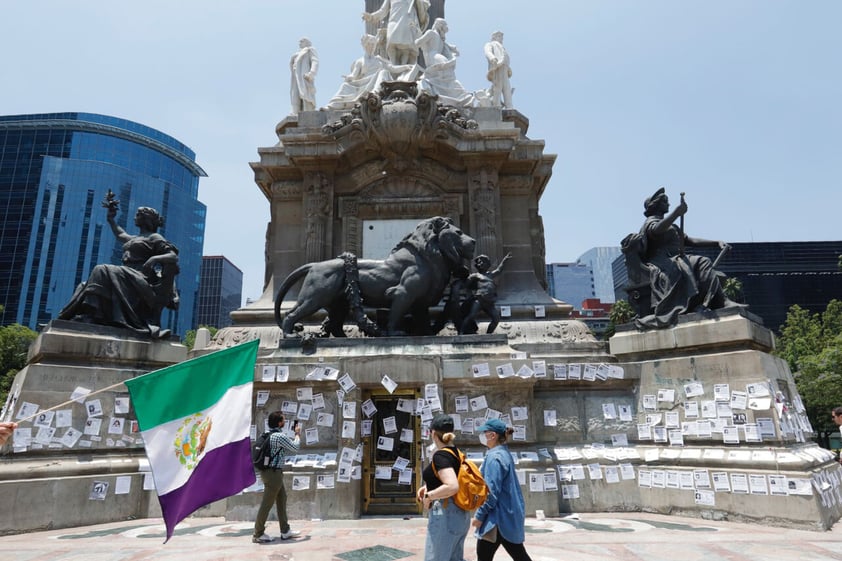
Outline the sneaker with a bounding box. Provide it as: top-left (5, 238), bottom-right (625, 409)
top-left (252, 533), bottom-right (274, 544)
top-left (280, 529), bottom-right (301, 540)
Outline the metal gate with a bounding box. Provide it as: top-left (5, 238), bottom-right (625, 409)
top-left (361, 388), bottom-right (423, 515)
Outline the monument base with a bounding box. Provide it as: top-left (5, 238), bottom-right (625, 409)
top-left (609, 309), bottom-right (842, 530)
top-left (214, 311), bottom-right (840, 531)
top-left (3, 313), bottom-right (839, 534)
top-left (0, 321), bottom-right (191, 535)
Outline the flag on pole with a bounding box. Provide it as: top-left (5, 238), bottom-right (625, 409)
top-left (125, 339), bottom-right (259, 541)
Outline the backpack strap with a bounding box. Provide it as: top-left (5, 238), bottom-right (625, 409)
top-left (430, 446), bottom-right (462, 507)
top-left (431, 446), bottom-right (461, 475)
top-left (443, 446), bottom-right (463, 464)
top-left (266, 429), bottom-right (283, 469)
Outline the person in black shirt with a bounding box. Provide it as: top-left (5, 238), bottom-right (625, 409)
top-left (417, 414), bottom-right (470, 561)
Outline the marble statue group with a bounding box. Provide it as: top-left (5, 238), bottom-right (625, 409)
top-left (288, 0), bottom-right (515, 114)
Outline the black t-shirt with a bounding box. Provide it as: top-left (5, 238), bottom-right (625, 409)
top-left (422, 445), bottom-right (461, 492)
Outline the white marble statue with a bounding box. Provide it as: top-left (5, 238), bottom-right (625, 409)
top-left (362, 0), bottom-right (430, 66)
top-left (483, 31), bottom-right (513, 108)
top-left (290, 37), bottom-right (319, 114)
top-left (325, 34), bottom-right (415, 110)
top-left (415, 18), bottom-right (473, 107)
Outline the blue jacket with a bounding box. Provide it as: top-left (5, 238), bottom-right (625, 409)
top-left (474, 444), bottom-right (526, 543)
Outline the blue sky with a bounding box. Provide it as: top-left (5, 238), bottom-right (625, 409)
top-left (5, 1), bottom-right (840, 302)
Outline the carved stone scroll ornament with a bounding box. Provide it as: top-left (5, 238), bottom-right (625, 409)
top-left (322, 81), bottom-right (477, 149)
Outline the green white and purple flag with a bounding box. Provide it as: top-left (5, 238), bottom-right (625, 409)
top-left (125, 340), bottom-right (258, 541)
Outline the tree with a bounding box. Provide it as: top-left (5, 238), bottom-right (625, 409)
top-left (0, 321), bottom-right (38, 408)
top-left (604, 299), bottom-right (635, 339)
top-left (723, 276), bottom-right (744, 304)
top-left (775, 300), bottom-right (842, 447)
top-left (182, 325), bottom-right (218, 350)
top-left (776, 305), bottom-right (826, 372)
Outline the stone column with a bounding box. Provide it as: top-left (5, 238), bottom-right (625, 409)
top-left (263, 221), bottom-right (273, 292)
top-left (529, 208), bottom-right (547, 289)
top-left (468, 166), bottom-right (501, 261)
top-left (269, 180), bottom-right (306, 297)
top-left (303, 171), bottom-right (332, 263)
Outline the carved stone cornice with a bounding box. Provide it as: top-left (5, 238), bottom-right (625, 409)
top-left (271, 181), bottom-right (303, 200)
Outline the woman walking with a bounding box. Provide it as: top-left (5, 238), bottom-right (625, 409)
top-left (417, 414), bottom-right (471, 561)
top-left (471, 419), bottom-right (533, 561)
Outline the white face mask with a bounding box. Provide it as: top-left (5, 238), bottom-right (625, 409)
top-left (478, 433), bottom-right (488, 446)
top-left (426, 442), bottom-right (437, 457)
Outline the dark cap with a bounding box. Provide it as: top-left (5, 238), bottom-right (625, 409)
top-left (476, 418), bottom-right (507, 435)
top-left (430, 414), bottom-right (454, 433)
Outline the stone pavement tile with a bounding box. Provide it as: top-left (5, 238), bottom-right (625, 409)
top-left (4, 513), bottom-right (842, 561)
top-left (710, 542), bottom-right (842, 561)
top-left (811, 542), bottom-right (842, 557)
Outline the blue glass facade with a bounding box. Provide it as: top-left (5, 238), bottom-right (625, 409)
top-left (196, 256), bottom-right (243, 328)
top-left (577, 247), bottom-right (621, 304)
top-left (546, 262), bottom-right (595, 310)
top-left (0, 113), bottom-right (206, 337)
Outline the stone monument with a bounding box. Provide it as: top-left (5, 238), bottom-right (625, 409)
top-left (197, 2), bottom-right (842, 531)
top-left (1, 1), bottom-right (837, 537)
top-left (204, 3), bottom-right (842, 532)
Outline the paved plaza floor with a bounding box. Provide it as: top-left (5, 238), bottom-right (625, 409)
top-left (4, 512), bottom-right (842, 561)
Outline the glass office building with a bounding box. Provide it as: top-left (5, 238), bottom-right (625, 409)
top-left (546, 262), bottom-right (595, 310)
top-left (196, 256), bottom-right (243, 329)
top-left (0, 113), bottom-right (206, 337)
top-left (577, 247), bottom-right (621, 304)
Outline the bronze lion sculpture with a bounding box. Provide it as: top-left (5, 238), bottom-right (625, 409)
top-left (274, 216), bottom-right (476, 337)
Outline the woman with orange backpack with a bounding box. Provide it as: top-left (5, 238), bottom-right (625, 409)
top-left (417, 414), bottom-right (471, 561)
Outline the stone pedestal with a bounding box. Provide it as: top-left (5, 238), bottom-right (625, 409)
top-left (0, 321), bottom-right (192, 534)
top-left (206, 326), bottom-right (624, 523)
top-left (609, 309), bottom-right (842, 530)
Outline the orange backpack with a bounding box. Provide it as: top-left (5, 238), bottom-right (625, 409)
top-left (432, 447), bottom-right (489, 511)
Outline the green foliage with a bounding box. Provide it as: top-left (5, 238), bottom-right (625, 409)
top-left (793, 334), bottom-right (842, 431)
top-left (604, 300), bottom-right (635, 339)
top-left (0, 323), bottom-right (38, 408)
top-left (776, 305), bottom-right (825, 372)
top-left (182, 325), bottom-right (219, 349)
top-left (723, 277), bottom-right (744, 303)
top-left (775, 300), bottom-right (842, 435)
